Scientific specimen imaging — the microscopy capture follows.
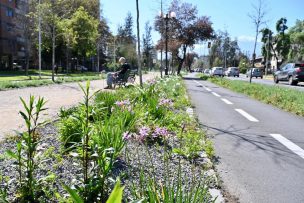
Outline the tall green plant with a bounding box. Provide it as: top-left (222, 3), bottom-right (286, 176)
top-left (6, 96), bottom-right (47, 202)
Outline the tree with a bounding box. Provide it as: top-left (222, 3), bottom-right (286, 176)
top-left (260, 28), bottom-right (273, 74)
top-left (142, 21), bottom-right (153, 70)
top-left (248, 0), bottom-right (267, 83)
top-left (40, 0), bottom-right (69, 81)
top-left (69, 7), bottom-right (99, 61)
top-left (208, 31), bottom-right (240, 68)
top-left (274, 18), bottom-right (290, 63)
top-left (288, 20), bottom-right (304, 61)
top-left (116, 13), bottom-right (137, 66)
top-left (155, 0), bottom-right (214, 74)
top-left (184, 52), bottom-right (198, 71)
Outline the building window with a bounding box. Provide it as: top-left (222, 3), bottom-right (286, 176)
top-left (6, 8), bottom-right (14, 17)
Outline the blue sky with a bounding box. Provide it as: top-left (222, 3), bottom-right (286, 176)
top-left (102, 0), bottom-right (304, 57)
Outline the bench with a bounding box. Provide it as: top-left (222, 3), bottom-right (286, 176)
top-left (113, 70), bottom-right (136, 88)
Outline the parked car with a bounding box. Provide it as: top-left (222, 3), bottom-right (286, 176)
top-left (211, 67), bottom-right (224, 76)
top-left (204, 69), bottom-right (211, 75)
top-left (76, 65), bottom-right (88, 71)
top-left (194, 68), bottom-right (203, 72)
top-left (225, 67), bottom-right (240, 77)
top-left (274, 63), bottom-right (304, 85)
top-left (246, 68), bottom-right (263, 79)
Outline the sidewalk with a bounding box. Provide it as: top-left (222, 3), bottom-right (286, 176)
top-left (0, 72), bottom-right (159, 140)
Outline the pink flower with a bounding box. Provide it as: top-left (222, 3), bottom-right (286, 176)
top-left (152, 126), bottom-right (169, 137)
top-left (123, 131), bottom-right (132, 140)
top-left (158, 98), bottom-right (173, 107)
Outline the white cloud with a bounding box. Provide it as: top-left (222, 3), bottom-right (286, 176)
top-left (237, 35), bottom-right (256, 42)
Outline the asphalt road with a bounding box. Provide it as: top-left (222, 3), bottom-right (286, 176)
top-left (226, 74), bottom-right (304, 91)
top-left (185, 73), bottom-right (304, 203)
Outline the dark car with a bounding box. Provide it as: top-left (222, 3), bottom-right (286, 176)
top-left (274, 63), bottom-right (304, 85)
top-left (246, 68), bottom-right (263, 79)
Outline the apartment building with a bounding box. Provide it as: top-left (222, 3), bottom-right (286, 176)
top-left (0, 0), bottom-right (27, 70)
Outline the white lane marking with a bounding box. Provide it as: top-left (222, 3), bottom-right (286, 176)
top-left (193, 80), bottom-right (212, 91)
top-left (204, 87), bottom-right (212, 92)
top-left (221, 98), bottom-right (233, 105)
top-left (235, 109), bottom-right (259, 122)
top-left (211, 92), bottom-right (221, 97)
top-left (194, 80), bottom-right (202, 86)
top-left (270, 134), bottom-right (304, 159)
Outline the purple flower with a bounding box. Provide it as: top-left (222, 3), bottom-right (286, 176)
top-left (139, 126), bottom-right (150, 138)
top-left (123, 131), bottom-right (132, 140)
top-left (115, 99), bottom-right (132, 112)
top-left (152, 126), bottom-right (169, 137)
top-left (147, 79), bottom-right (157, 85)
top-left (158, 98), bottom-right (173, 107)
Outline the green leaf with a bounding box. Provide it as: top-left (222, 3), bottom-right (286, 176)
top-left (106, 179), bottom-right (124, 203)
top-left (63, 184), bottom-right (84, 203)
top-left (5, 150), bottom-right (18, 160)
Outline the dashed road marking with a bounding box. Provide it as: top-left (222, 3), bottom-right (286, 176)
top-left (221, 98), bottom-right (233, 105)
top-left (235, 109), bottom-right (259, 122)
top-left (270, 134), bottom-right (304, 159)
top-left (212, 92), bottom-right (221, 97)
top-left (204, 87), bottom-right (212, 92)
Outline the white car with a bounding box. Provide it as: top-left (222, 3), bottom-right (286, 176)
top-left (204, 69), bottom-right (211, 75)
top-left (211, 67), bottom-right (224, 76)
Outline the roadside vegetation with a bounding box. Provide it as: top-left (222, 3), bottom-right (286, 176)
top-left (0, 70), bottom-right (104, 91)
top-left (0, 76), bottom-right (217, 202)
top-left (208, 77), bottom-right (304, 117)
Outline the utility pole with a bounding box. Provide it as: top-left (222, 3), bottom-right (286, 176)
top-left (38, 0), bottom-right (42, 78)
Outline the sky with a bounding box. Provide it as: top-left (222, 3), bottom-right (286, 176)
top-left (102, 0), bottom-right (304, 57)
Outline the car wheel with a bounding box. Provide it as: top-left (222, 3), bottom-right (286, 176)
top-left (256, 77), bottom-right (258, 78)
top-left (274, 76), bottom-right (279, 84)
top-left (237, 75), bottom-right (239, 77)
top-left (261, 76), bottom-right (263, 79)
top-left (288, 76), bottom-right (298, 86)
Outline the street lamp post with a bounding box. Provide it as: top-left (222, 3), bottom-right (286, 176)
top-left (163, 12), bottom-right (176, 76)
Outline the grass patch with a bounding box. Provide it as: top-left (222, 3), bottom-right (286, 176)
top-left (0, 74), bottom-right (104, 91)
top-left (209, 77), bottom-right (304, 117)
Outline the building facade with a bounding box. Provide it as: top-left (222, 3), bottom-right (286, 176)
top-left (0, 0), bottom-right (27, 70)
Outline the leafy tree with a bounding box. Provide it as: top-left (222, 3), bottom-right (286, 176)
top-left (142, 21), bottom-right (153, 70)
top-left (155, 0), bottom-right (214, 74)
top-left (288, 20), bottom-right (304, 61)
top-left (184, 52), bottom-right (198, 71)
top-left (260, 28), bottom-right (273, 73)
top-left (69, 7), bottom-right (99, 60)
top-left (40, 0), bottom-right (70, 81)
top-left (209, 31), bottom-right (240, 68)
top-left (213, 57), bottom-right (223, 67)
top-left (275, 18), bottom-right (291, 63)
top-left (116, 12), bottom-right (137, 67)
top-left (239, 57), bottom-right (250, 74)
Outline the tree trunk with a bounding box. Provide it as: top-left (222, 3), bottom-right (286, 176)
top-left (52, 26), bottom-right (56, 82)
top-left (97, 42), bottom-right (100, 72)
top-left (177, 46), bottom-right (187, 75)
top-left (136, 0), bottom-right (143, 87)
